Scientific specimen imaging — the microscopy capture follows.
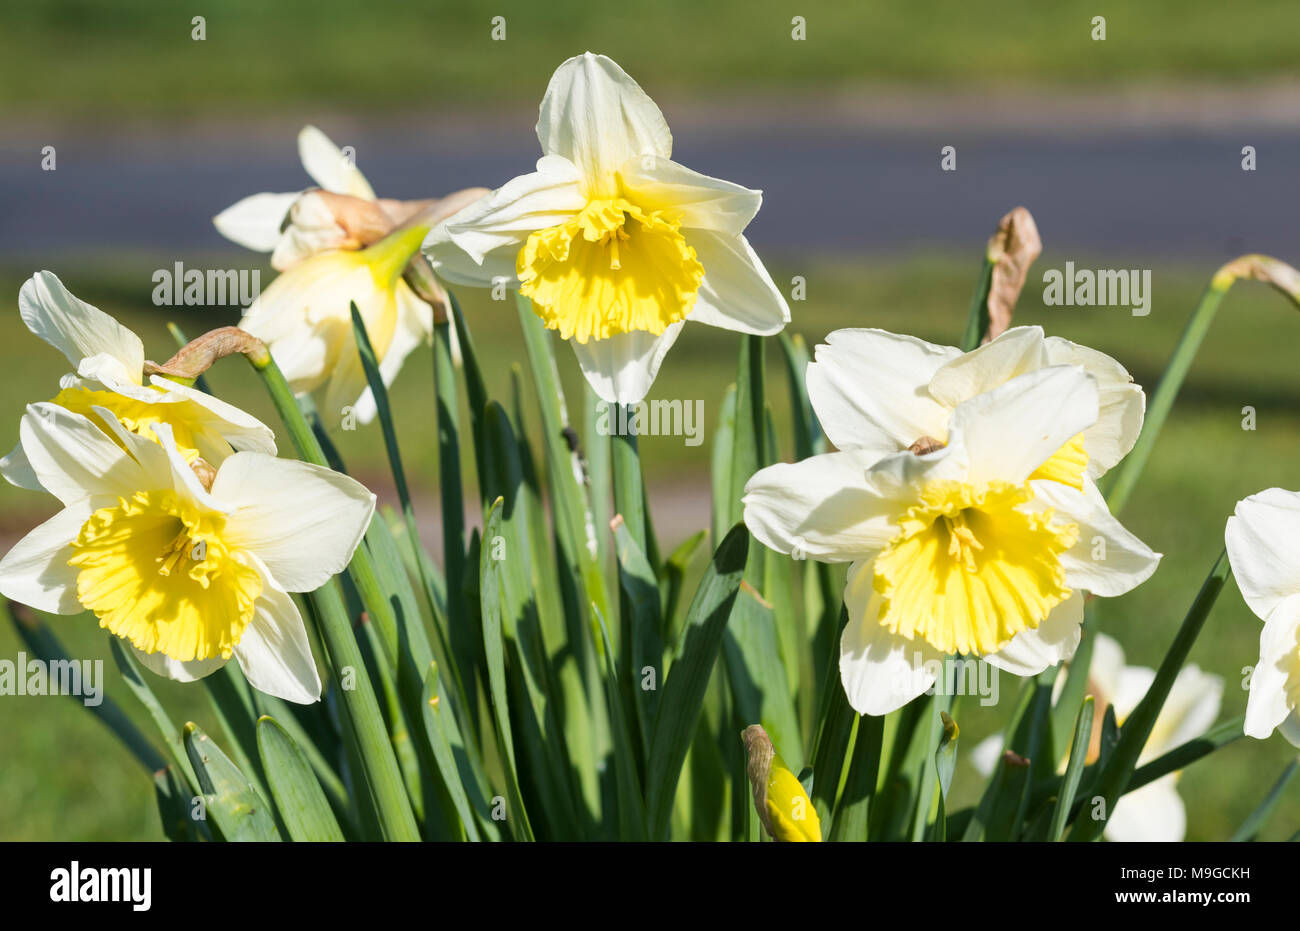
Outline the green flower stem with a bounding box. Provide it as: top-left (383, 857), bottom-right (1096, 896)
top-left (247, 348), bottom-right (420, 841)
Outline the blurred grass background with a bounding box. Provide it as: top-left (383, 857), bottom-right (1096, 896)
top-left (3, 0), bottom-right (1300, 840)
top-left (3, 0), bottom-right (1300, 119)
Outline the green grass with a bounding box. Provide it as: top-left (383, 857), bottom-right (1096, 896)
top-left (2, 0), bottom-right (1299, 118)
top-left (2, 249), bottom-right (1300, 839)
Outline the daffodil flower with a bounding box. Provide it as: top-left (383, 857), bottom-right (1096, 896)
top-left (743, 347), bottom-right (1160, 716)
top-left (971, 633), bottom-right (1222, 841)
top-left (239, 224), bottom-right (431, 425)
top-left (215, 127), bottom-right (487, 424)
top-left (213, 125), bottom-right (380, 270)
top-left (0, 403), bottom-right (375, 702)
top-left (423, 52), bottom-right (790, 404)
top-left (804, 325), bottom-right (1145, 488)
top-left (1225, 487), bottom-right (1300, 747)
top-left (0, 272), bottom-right (275, 492)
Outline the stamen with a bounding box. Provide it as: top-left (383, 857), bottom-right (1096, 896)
top-left (157, 531), bottom-right (192, 577)
top-left (944, 511), bottom-right (983, 572)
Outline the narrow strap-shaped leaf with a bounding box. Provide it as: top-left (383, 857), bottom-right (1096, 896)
top-left (184, 722), bottom-right (281, 841)
top-left (1049, 696), bottom-right (1095, 841)
top-left (1231, 757), bottom-right (1300, 841)
top-left (7, 607), bottom-right (168, 776)
top-left (1069, 550), bottom-right (1230, 842)
top-left (247, 348), bottom-right (421, 841)
top-left (829, 714), bottom-right (884, 841)
top-left (418, 663), bottom-right (481, 841)
top-left (611, 514), bottom-right (664, 757)
top-left (479, 497), bottom-right (535, 841)
top-left (645, 524), bottom-right (749, 840)
top-left (106, 636), bottom-right (196, 785)
top-left (256, 716), bottom-right (345, 841)
top-left (592, 605), bottom-right (647, 840)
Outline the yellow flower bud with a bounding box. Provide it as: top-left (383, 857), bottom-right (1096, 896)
top-left (742, 724), bottom-right (821, 842)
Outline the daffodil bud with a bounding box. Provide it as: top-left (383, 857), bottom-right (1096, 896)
top-left (742, 724), bottom-right (821, 842)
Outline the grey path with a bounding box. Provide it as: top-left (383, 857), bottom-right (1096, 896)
top-left (3, 117), bottom-right (1299, 261)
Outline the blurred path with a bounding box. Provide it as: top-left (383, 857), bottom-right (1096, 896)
top-left (3, 92), bottom-right (1300, 261)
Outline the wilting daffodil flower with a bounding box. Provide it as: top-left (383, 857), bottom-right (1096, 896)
top-left (972, 633), bottom-right (1221, 841)
top-left (0, 403), bottom-right (375, 702)
top-left (744, 342), bottom-right (1160, 716)
top-left (0, 272), bottom-right (275, 492)
top-left (742, 725), bottom-right (821, 842)
top-left (1226, 488), bottom-right (1300, 747)
top-left (424, 52), bottom-right (790, 404)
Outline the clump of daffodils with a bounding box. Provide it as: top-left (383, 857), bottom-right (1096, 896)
top-left (1, 50), bottom-right (1283, 846)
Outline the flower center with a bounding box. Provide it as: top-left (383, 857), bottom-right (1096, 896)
top-left (516, 197), bottom-right (704, 343)
top-left (50, 385), bottom-right (204, 464)
top-left (68, 490), bottom-right (262, 662)
top-left (872, 479), bottom-right (1078, 656)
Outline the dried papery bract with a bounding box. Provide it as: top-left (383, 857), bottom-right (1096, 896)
top-left (741, 724), bottom-right (777, 837)
top-left (984, 206), bottom-right (1042, 344)
top-left (144, 326), bottom-right (270, 381)
top-left (316, 186), bottom-right (491, 251)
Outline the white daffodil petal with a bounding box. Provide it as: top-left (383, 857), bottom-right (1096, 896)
top-left (948, 364), bottom-right (1098, 487)
top-left (1112, 666), bottom-right (1155, 722)
top-left (298, 125), bottom-right (375, 199)
top-left (1043, 336), bottom-right (1145, 477)
top-left (537, 52), bottom-right (672, 196)
top-left (145, 375), bottom-right (277, 455)
top-left (1088, 632), bottom-right (1127, 705)
top-left (1034, 478), bottom-right (1161, 597)
top-left (685, 232), bottom-right (790, 336)
top-left (1226, 488), bottom-right (1300, 620)
top-left (1105, 775), bottom-right (1186, 842)
top-left (570, 322), bottom-right (684, 405)
top-left (839, 561), bottom-right (942, 715)
top-left (213, 191), bottom-right (300, 253)
top-left (425, 156), bottom-right (586, 285)
top-left (0, 441), bottom-right (43, 492)
top-left (1150, 664), bottom-right (1223, 758)
top-left (1277, 709), bottom-right (1300, 748)
top-left (0, 500), bottom-right (99, 614)
top-left (805, 328), bottom-right (958, 456)
top-left (984, 591), bottom-right (1084, 676)
top-left (617, 155), bottom-right (761, 234)
top-left (926, 326), bottom-right (1049, 409)
top-left (969, 734), bottom-right (1005, 778)
top-left (743, 451), bottom-right (901, 562)
top-left (352, 283), bottom-right (430, 425)
top-left (131, 646), bottom-right (227, 683)
top-left (1244, 595), bottom-right (1300, 740)
top-left (19, 404), bottom-right (144, 506)
top-left (211, 452), bottom-right (376, 592)
top-left (234, 565), bottom-right (321, 704)
top-left (20, 271), bottom-right (145, 380)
